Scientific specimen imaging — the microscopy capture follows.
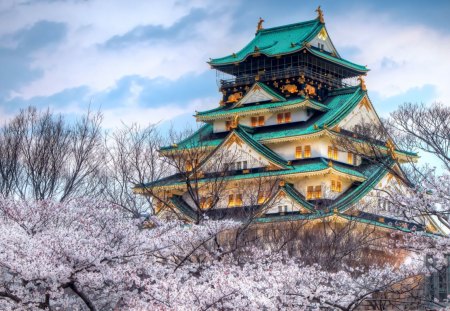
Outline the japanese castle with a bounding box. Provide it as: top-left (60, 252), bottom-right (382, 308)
top-left (135, 8), bottom-right (448, 236)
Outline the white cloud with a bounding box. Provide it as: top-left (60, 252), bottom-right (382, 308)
top-left (327, 11), bottom-right (450, 103)
top-left (1, 0), bottom-right (242, 99)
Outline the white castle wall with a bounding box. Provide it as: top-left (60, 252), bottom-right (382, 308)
top-left (213, 107), bottom-right (310, 133)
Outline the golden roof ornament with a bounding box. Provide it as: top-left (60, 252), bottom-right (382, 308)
top-left (230, 115), bottom-right (239, 128)
top-left (316, 6), bottom-right (325, 24)
top-left (357, 76), bottom-right (367, 91)
top-left (328, 160), bottom-right (333, 167)
top-left (256, 17), bottom-right (264, 33)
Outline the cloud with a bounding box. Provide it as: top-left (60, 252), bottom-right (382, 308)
top-left (0, 20), bottom-right (67, 97)
top-left (327, 10), bottom-right (450, 104)
top-left (101, 9), bottom-right (208, 50)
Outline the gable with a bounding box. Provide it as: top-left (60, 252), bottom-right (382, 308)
top-left (264, 189), bottom-right (310, 215)
top-left (235, 83), bottom-right (284, 107)
top-left (337, 96), bottom-right (382, 131)
top-left (198, 131), bottom-right (285, 173)
top-left (308, 27), bottom-right (339, 56)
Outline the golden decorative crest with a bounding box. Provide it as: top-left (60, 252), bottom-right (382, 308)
top-left (318, 28), bottom-right (327, 40)
top-left (226, 92), bottom-right (243, 103)
top-left (313, 124), bottom-right (319, 130)
top-left (279, 180), bottom-right (285, 187)
top-left (256, 17), bottom-right (264, 33)
top-left (304, 84), bottom-right (317, 96)
top-left (359, 97), bottom-right (371, 111)
top-left (225, 133), bottom-right (243, 147)
top-left (316, 6), bottom-right (325, 23)
top-left (328, 160), bottom-right (333, 167)
top-left (230, 115), bottom-right (239, 128)
top-left (280, 84), bottom-right (298, 94)
top-left (357, 76), bottom-right (367, 91)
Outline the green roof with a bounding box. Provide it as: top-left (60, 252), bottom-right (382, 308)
top-left (210, 19), bottom-right (322, 65)
top-left (196, 95), bottom-right (328, 120)
top-left (209, 19), bottom-right (368, 73)
top-left (138, 157), bottom-right (366, 189)
top-left (162, 86), bottom-right (365, 152)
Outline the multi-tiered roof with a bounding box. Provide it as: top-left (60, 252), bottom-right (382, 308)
top-left (135, 9), bottom-right (448, 235)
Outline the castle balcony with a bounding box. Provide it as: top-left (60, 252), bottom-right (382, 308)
top-left (217, 64), bottom-right (359, 90)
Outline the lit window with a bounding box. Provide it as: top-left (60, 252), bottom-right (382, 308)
top-left (228, 194), bottom-right (235, 207)
top-left (225, 121), bottom-right (232, 131)
top-left (328, 146), bottom-right (338, 160)
top-left (331, 180), bottom-right (342, 192)
top-left (235, 193), bottom-right (243, 206)
top-left (277, 113), bottom-right (283, 124)
top-left (347, 152), bottom-right (354, 165)
top-left (284, 112), bottom-right (291, 123)
top-left (295, 146), bottom-right (302, 159)
top-left (251, 117), bottom-right (257, 127)
top-left (200, 197), bottom-right (212, 209)
top-left (277, 112), bottom-right (292, 124)
top-left (304, 145), bottom-right (311, 158)
top-left (314, 185), bottom-right (322, 199)
top-left (258, 192), bottom-right (268, 204)
top-left (185, 160), bottom-right (193, 172)
top-left (307, 186), bottom-right (314, 200)
top-left (258, 116), bottom-right (265, 126)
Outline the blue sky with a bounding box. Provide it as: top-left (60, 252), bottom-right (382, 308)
top-left (0, 0), bottom-right (449, 133)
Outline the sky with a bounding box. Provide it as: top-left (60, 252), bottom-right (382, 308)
top-left (0, 0), bottom-right (449, 134)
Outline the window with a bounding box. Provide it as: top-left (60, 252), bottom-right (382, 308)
top-left (228, 193), bottom-right (243, 207)
top-left (331, 180), bottom-right (342, 192)
top-left (251, 116), bottom-right (265, 127)
top-left (304, 145), bottom-right (311, 158)
top-left (277, 113), bottom-right (283, 124)
top-left (306, 186), bottom-right (314, 200)
top-left (278, 206), bottom-right (283, 213)
top-left (318, 42), bottom-right (324, 50)
top-left (225, 121), bottom-right (232, 131)
top-left (347, 152), bottom-right (353, 164)
top-left (277, 112), bottom-right (292, 124)
top-left (228, 194), bottom-right (234, 207)
top-left (200, 197), bottom-right (212, 209)
top-left (258, 191), bottom-right (268, 204)
top-left (328, 146), bottom-right (338, 160)
top-left (285, 112), bottom-right (291, 123)
top-left (295, 146), bottom-right (302, 159)
top-left (314, 185), bottom-right (322, 199)
top-left (307, 185), bottom-right (321, 199)
top-left (258, 116), bottom-right (265, 126)
top-left (235, 193), bottom-right (243, 206)
top-left (235, 162), bottom-right (242, 170)
top-left (229, 161), bottom-right (247, 171)
top-left (185, 160), bottom-right (193, 172)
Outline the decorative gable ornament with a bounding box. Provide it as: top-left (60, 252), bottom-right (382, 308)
top-left (235, 83), bottom-right (284, 107)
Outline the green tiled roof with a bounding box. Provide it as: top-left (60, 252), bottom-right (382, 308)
top-left (210, 19), bottom-right (322, 66)
top-left (163, 86), bottom-right (364, 152)
top-left (138, 157), bottom-right (366, 189)
top-left (160, 124), bottom-right (219, 152)
top-left (209, 19), bottom-right (368, 73)
top-left (196, 96), bottom-right (328, 120)
top-left (253, 86), bottom-right (365, 141)
top-left (308, 47), bottom-right (368, 72)
top-left (232, 126), bottom-right (290, 169)
top-left (281, 183), bottom-right (315, 211)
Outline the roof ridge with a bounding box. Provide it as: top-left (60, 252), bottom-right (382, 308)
top-left (259, 19), bottom-right (319, 34)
